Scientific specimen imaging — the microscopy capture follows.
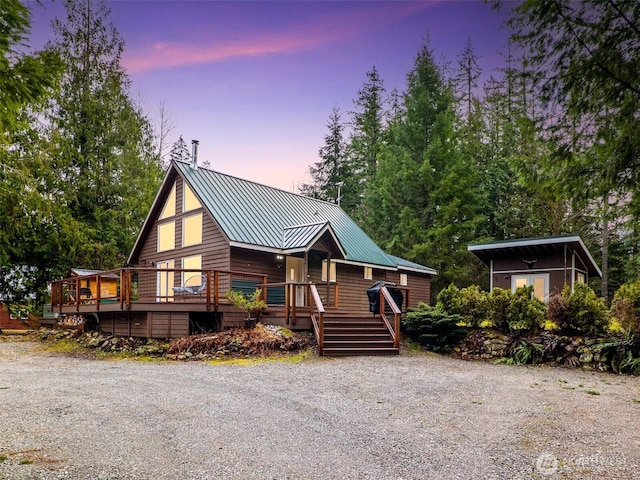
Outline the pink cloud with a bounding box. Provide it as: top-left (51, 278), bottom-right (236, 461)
top-left (122, 1), bottom-right (437, 74)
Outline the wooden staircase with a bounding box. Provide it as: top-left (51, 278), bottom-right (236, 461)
top-left (321, 314), bottom-right (399, 356)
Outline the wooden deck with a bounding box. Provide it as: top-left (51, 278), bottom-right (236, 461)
top-left (50, 267), bottom-right (406, 355)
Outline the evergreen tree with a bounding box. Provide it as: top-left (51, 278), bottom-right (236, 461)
top-left (170, 135), bottom-right (191, 163)
top-left (0, 1), bottom-right (63, 304)
top-left (44, 0), bottom-right (163, 271)
top-left (300, 107), bottom-right (349, 208)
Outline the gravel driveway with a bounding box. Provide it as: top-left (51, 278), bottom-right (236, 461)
top-left (0, 339), bottom-right (639, 480)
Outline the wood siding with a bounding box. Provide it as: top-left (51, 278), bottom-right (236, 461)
top-left (136, 175), bottom-right (231, 299)
top-left (492, 253), bottom-right (574, 294)
top-left (307, 256), bottom-right (432, 314)
top-left (230, 248), bottom-right (286, 283)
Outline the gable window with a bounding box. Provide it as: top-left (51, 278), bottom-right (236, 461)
top-left (321, 260), bottom-right (336, 282)
top-left (182, 255), bottom-right (202, 286)
top-left (364, 266), bottom-right (373, 280)
top-left (576, 272), bottom-right (586, 284)
top-left (399, 273), bottom-right (408, 286)
top-left (157, 221), bottom-right (175, 252)
top-left (183, 183), bottom-right (201, 212)
top-left (512, 274), bottom-right (549, 302)
top-left (159, 183), bottom-right (176, 219)
top-left (182, 213), bottom-right (203, 247)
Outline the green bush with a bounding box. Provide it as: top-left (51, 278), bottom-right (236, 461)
top-left (402, 303), bottom-right (467, 353)
top-left (436, 284), bottom-right (488, 327)
top-left (547, 284), bottom-right (610, 336)
top-left (485, 287), bottom-right (513, 331)
top-left (611, 282), bottom-right (640, 335)
top-left (505, 286), bottom-right (546, 333)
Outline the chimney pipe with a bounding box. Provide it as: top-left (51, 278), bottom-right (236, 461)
top-left (191, 140), bottom-right (199, 170)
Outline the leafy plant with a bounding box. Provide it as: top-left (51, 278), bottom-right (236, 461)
top-left (611, 282), bottom-right (640, 335)
top-left (402, 303), bottom-right (467, 353)
top-left (548, 284), bottom-right (610, 336)
top-left (505, 286), bottom-right (546, 333)
top-left (505, 338), bottom-right (543, 365)
top-left (226, 289), bottom-right (267, 321)
top-left (436, 284), bottom-right (488, 327)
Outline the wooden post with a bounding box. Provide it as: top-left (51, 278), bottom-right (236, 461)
top-left (213, 271), bottom-right (219, 310)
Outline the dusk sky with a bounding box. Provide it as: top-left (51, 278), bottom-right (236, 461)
top-left (28, 1), bottom-right (512, 191)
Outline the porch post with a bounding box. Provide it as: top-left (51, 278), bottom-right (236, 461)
top-left (326, 253), bottom-right (332, 307)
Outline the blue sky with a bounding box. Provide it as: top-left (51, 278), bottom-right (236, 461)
top-left (28, 1), bottom-right (512, 191)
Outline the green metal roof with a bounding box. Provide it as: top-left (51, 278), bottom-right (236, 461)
top-left (174, 161), bottom-right (397, 268)
top-left (386, 254), bottom-right (438, 275)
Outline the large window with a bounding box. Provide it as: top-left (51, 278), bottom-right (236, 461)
top-left (182, 213), bottom-right (203, 247)
top-left (182, 255), bottom-right (202, 286)
top-left (512, 274), bottom-right (549, 302)
top-left (321, 260), bottom-right (336, 282)
top-left (183, 183), bottom-right (201, 212)
top-left (159, 183), bottom-right (176, 219)
top-left (157, 221), bottom-right (175, 252)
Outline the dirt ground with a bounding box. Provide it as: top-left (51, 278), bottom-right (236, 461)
top-left (0, 338), bottom-right (639, 479)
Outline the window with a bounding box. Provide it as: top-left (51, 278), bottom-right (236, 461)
top-left (364, 266), bottom-right (373, 280)
top-left (576, 272), bottom-right (586, 284)
top-left (159, 183), bottom-right (176, 219)
top-left (321, 260), bottom-right (336, 282)
top-left (182, 255), bottom-right (202, 286)
top-left (512, 274), bottom-right (549, 302)
top-left (183, 183), bottom-right (201, 212)
top-left (399, 273), bottom-right (408, 286)
top-left (157, 221), bottom-right (175, 252)
top-left (182, 213), bottom-right (203, 247)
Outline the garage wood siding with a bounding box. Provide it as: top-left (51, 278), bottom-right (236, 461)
top-left (492, 253), bottom-right (575, 295)
top-left (136, 177), bottom-right (231, 299)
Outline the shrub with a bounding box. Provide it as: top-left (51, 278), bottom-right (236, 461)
top-left (485, 287), bottom-right (513, 331)
top-left (437, 284), bottom-right (488, 327)
top-left (547, 284), bottom-right (610, 336)
top-left (505, 286), bottom-right (546, 333)
top-left (402, 303), bottom-right (467, 353)
top-left (611, 282), bottom-right (640, 335)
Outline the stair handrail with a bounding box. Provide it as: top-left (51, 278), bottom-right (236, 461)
top-left (308, 284), bottom-right (325, 356)
top-left (379, 286), bottom-right (401, 349)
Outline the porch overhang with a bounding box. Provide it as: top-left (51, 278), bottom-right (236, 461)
top-left (281, 222), bottom-right (346, 259)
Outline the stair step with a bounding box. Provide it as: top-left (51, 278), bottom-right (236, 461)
top-left (322, 347), bottom-right (399, 356)
top-left (325, 333), bottom-right (391, 340)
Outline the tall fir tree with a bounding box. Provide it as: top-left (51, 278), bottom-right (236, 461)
top-left (300, 107), bottom-right (350, 209)
top-left (44, 0), bottom-right (163, 272)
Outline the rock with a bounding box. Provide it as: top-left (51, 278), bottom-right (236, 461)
top-left (579, 351), bottom-right (593, 363)
top-left (87, 338), bottom-right (102, 348)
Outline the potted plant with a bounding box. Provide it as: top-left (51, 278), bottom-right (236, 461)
top-left (226, 289), bottom-right (267, 328)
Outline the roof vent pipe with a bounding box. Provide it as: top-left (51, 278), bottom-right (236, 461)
top-left (191, 140), bottom-right (199, 170)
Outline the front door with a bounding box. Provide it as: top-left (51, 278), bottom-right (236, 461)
top-left (512, 273), bottom-right (549, 302)
top-left (286, 257), bottom-right (305, 306)
top-left (157, 260), bottom-right (174, 302)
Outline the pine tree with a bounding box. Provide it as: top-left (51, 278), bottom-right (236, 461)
top-left (300, 107), bottom-right (349, 208)
top-left (44, 0), bottom-right (163, 271)
top-left (170, 135), bottom-right (191, 163)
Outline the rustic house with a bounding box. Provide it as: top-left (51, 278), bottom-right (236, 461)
top-left (51, 157), bottom-right (436, 355)
top-left (468, 235), bottom-right (601, 302)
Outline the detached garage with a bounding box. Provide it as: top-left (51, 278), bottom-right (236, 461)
top-left (468, 235), bottom-right (602, 302)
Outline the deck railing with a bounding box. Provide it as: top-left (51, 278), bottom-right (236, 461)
top-left (308, 284), bottom-right (325, 355)
top-left (51, 267), bottom-right (268, 312)
top-left (379, 285), bottom-right (409, 349)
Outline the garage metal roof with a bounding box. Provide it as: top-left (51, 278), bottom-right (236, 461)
top-left (468, 235), bottom-right (602, 276)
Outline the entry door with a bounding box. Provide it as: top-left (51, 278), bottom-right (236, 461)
top-left (157, 260), bottom-right (174, 302)
top-left (512, 274), bottom-right (549, 302)
top-left (286, 257), bottom-right (305, 306)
